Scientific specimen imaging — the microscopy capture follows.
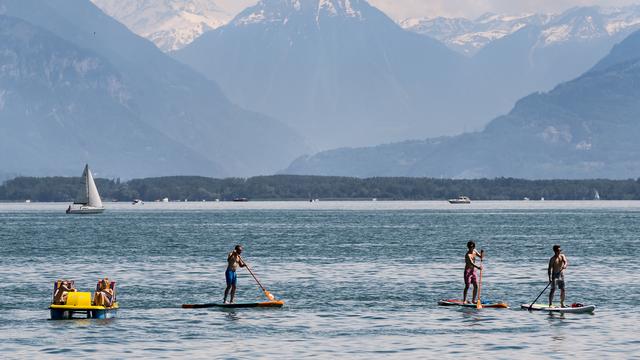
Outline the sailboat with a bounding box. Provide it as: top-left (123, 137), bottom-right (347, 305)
top-left (594, 190), bottom-right (601, 200)
top-left (66, 164), bottom-right (105, 214)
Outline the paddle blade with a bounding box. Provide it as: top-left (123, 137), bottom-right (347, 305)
top-left (265, 290), bottom-right (275, 301)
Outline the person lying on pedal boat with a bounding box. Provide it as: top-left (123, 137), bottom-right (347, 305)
top-left (223, 245), bottom-right (246, 304)
top-left (548, 244), bottom-right (569, 308)
top-left (463, 241), bottom-right (484, 304)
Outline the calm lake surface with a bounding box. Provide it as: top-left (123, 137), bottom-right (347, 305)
top-left (1, 201), bottom-right (639, 359)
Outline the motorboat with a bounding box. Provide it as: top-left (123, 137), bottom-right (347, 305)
top-left (448, 196), bottom-right (471, 204)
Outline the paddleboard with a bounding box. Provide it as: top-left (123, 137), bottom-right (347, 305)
top-left (438, 299), bottom-right (509, 308)
top-left (182, 300), bottom-right (285, 309)
top-left (521, 303), bottom-right (596, 313)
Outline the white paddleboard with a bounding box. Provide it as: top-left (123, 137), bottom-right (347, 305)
top-left (521, 303), bottom-right (596, 313)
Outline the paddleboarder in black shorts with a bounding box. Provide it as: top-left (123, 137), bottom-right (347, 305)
top-left (548, 245), bottom-right (568, 307)
top-left (223, 245), bottom-right (246, 304)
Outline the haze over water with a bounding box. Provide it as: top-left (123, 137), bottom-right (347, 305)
top-left (1, 201), bottom-right (639, 359)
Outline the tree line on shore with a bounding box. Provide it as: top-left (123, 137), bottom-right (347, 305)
top-left (2, 175), bottom-right (640, 202)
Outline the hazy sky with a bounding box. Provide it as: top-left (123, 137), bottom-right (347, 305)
top-left (217, 0), bottom-right (640, 19)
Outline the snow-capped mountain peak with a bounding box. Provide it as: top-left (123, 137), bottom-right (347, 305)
top-left (475, 12), bottom-right (538, 24)
top-left (600, 5), bottom-right (640, 34)
top-left (402, 6), bottom-right (640, 55)
top-left (318, 0), bottom-right (362, 19)
top-left (401, 12), bottom-right (549, 56)
top-left (232, 0), bottom-right (366, 27)
top-left (231, 0), bottom-right (295, 26)
top-left (92, 0), bottom-right (232, 51)
top-left (536, 6), bottom-right (640, 47)
top-left (319, 0), bottom-right (337, 15)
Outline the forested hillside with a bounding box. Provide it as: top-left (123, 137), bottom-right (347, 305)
top-left (2, 176), bottom-right (640, 202)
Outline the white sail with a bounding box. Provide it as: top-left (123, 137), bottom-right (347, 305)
top-left (84, 165), bottom-right (103, 208)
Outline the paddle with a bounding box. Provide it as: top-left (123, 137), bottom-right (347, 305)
top-left (476, 250), bottom-right (484, 309)
top-left (528, 281), bottom-right (552, 311)
top-left (239, 256), bottom-right (276, 301)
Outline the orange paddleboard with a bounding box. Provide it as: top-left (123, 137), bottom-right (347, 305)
top-left (182, 300), bottom-right (285, 309)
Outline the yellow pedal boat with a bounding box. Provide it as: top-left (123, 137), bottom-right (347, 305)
top-left (49, 280), bottom-right (119, 320)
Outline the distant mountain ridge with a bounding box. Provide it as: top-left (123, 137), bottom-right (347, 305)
top-left (91, 0), bottom-right (232, 51)
top-left (174, 1), bottom-right (640, 154)
top-left (402, 6), bottom-right (640, 56)
top-left (4, 0), bottom-right (639, 180)
top-left (283, 29), bottom-right (640, 179)
top-left (175, 0), bottom-right (467, 150)
top-left (230, 0), bottom-right (367, 24)
top-left (401, 6), bottom-right (640, 121)
top-left (0, 0), bottom-right (307, 178)
top-left (449, 6), bottom-right (640, 136)
top-left (401, 13), bottom-right (550, 56)
top-left (592, 26), bottom-right (640, 70)
top-left (0, 15), bottom-right (219, 177)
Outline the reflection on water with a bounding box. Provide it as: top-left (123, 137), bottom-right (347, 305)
top-left (224, 311), bottom-right (240, 322)
top-left (0, 202), bottom-right (639, 359)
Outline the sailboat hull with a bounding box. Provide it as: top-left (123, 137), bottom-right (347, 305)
top-left (66, 207), bottom-right (105, 214)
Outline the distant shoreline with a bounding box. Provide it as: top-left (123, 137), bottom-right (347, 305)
top-left (3, 200), bottom-right (640, 214)
top-left (2, 175), bottom-right (639, 202)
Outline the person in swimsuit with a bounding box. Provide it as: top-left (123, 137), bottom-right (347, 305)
top-left (548, 245), bottom-right (568, 307)
top-left (93, 278), bottom-right (114, 307)
top-left (223, 245), bottom-right (246, 304)
top-left (53, 280), bottom-right (76, 305)
top-left (463, 241), bottom-right (484, 304)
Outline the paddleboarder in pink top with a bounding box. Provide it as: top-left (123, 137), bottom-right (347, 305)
top-left (463, 241), bottom-right (483, 304)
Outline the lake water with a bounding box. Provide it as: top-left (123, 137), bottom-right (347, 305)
top-left (1, 201), bottom-right (639, 359)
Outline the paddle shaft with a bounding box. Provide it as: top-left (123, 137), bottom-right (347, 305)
top-left (528, 281), bottom-right (552, 310)
top-left (238, 256), bottom-right (268, 293)
top-left (476, 254), bottom-right (483, 309)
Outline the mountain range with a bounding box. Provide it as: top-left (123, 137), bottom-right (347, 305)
top-left (402, 6), bottom-right (640, 56)
top-left (0, 14), bottom-right (218, 178)
top-left (174, 0), bottom-right (467, 150)
top-left (173, 1), bottom-right (640, 152)
top-left (91, 0), bottom-right (232, 51)
top-left (458, 6), bottom-right (640, 132)
top-left (2, 0), bottom-right (639, 180)
top-left (0, 0), bottom-right (306, 178)
top-left (401, 12), bottom-right (551, 56)
top-left (283, 29), bottom-right (640, 179)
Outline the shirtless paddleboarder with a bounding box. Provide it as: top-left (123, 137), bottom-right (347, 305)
top-left (548, 244), bottom-right (569, 307)
top-left (223, 245), bottom-right (246, 304)
top-left (463, 241), bottom-right (484, 304)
